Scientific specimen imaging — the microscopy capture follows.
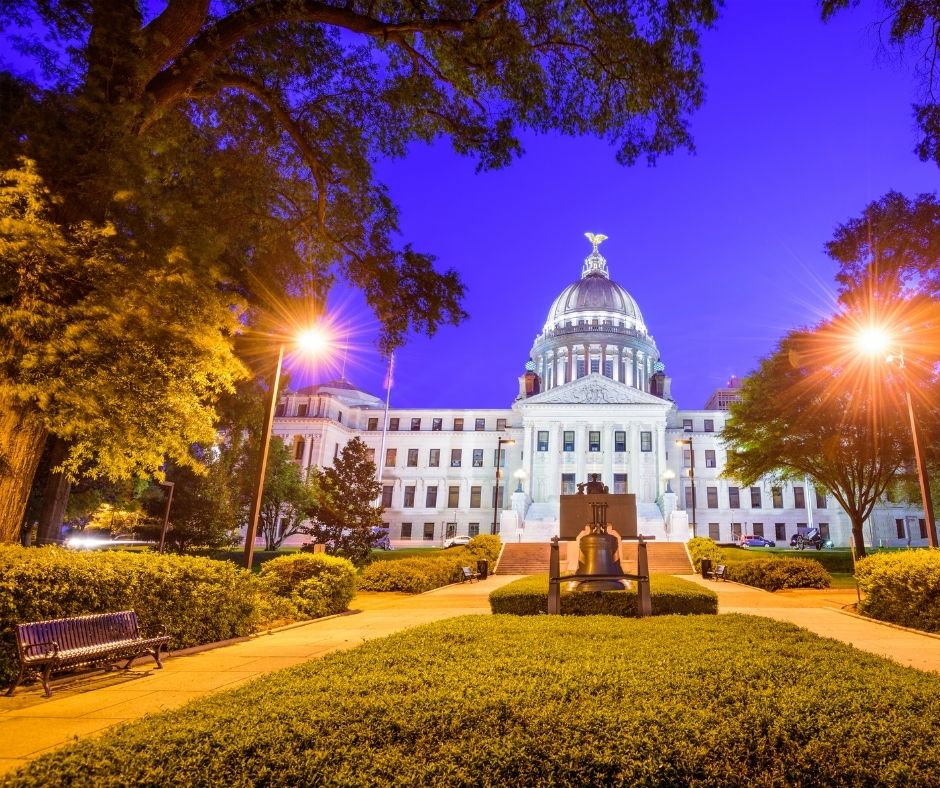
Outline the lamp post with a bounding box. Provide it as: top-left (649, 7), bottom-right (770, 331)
top-left (158, 481), bottom-right (174, 554)
top-left (243, 328), bottom-right (330, 569)
top-left (675, 437), bottom-right (696, 537)
top-left (493, 436), bottom-right (516, 535)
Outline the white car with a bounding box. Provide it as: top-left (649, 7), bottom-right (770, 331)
top-left (443, 535), bottom-right (473, 549)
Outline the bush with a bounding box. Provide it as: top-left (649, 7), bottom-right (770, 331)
top-left (489, 574), bottom-right (718, 616)
top-left (687, 536), bottom-right (723, 572)
top-left (358, 538), bottom-right (501, 593)
top-left (464, 534), bottom-right (501, 564)
top-left (856, 549), bottom-right (940, 632)
top-left (10, 615), bottom-right (940, 786)
top-left (258, 553), bottom-right (356, 618)
top-left (726, 558), bottom-right (831, 591)
top-left (0, 546), bottom-right (259, 686)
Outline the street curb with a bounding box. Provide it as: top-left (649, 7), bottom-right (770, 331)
top-left (830, 607), bottom-right (940, 641)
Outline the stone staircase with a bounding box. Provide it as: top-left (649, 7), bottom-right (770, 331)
top-left (495, 541), bottom-right (692, 576)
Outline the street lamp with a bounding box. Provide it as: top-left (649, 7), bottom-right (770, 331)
top-left (662, 469), bottom-right (676, 494)
top-left (857, 329), bottom-right (937, 548)
top-left (513, 468), bottom-right (527, 493)
top-left (243, 327), bottom-right (331, 569)
top-left (675, 437), bottom-right (696, 537)
top-left (493, 436), bottom-right (516, 534)
top-left (157, 481), bottom-right (174, 554)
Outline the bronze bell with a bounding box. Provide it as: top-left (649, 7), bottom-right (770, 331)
top-left (565, 530), bottom-right (626, 592)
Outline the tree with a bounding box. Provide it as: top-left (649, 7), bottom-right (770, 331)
top-left (722, 317), bottom-right (920, 557)
top-left (0, 0), bottom-right (719, 541)
top-left (252, 438), bottom-right (316, 551)
top-left (306, 437), bottom-right (383, 566)
top-left (822, 1), bottom-right (940, 165)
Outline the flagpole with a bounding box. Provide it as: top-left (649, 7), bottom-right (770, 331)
top-left (377, 353), bottom-right (394, 485)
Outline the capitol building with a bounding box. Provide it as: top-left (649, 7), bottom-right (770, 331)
top-left (273, 237), bottom-right (928, 549)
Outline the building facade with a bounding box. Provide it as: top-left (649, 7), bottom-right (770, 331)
top-left (272, 238), bottom-right (929, 549)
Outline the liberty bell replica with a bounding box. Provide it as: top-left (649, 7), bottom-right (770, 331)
top-left (565, 501), bottom-right (627, 592)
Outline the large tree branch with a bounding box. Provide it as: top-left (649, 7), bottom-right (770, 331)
top-left (138, 0), bottom-right (211, 90)
top-left (143, 0), bottom-right (506, 112)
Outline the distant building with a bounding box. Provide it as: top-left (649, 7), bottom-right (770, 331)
top-left (271, 238), bottom-right (929, 549)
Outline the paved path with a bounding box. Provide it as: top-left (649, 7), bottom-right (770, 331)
top-left (2, 573), bottom-right (940, 775)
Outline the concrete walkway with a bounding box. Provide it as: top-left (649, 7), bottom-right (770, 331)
top-left (2, 573), bottom-right (940, 775)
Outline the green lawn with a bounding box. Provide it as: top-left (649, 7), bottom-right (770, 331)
top-left (368, 547), bottom-right (447, 561)
top-left (10, 615), bottom-right (940, 785)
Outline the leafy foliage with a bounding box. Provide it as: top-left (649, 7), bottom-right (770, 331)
top-left (9, 615), bottom-right (940, 785)
top-left (257, 553), bottom-right (357, 619)
top-left (252, 438), bottom-right (316, 551)
top-left (489, 574), bottom-right (718, 616)
top-left (686, 536), bottom-right (724, 572)
top-left (856, 549), bottom-right (940, 632)
top-left (725, 558), bottom-right (831, 591)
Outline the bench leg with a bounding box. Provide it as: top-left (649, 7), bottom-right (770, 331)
top-left (151, 646), bottom-right (164, 669)
top-left (40, 664), bottom-right (54, 698)
top-left (5, 664), bottom-right (25, 697)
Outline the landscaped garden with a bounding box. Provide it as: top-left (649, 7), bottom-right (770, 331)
top-left (7, 614), bottom-right (940, 785)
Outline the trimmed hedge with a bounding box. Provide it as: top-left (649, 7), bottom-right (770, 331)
top-left (358, 536), bottom-right (501, 593)
top-left (856, 549), bottom-right (940, 632)
top-left (489, 574), bottom-right (718, 616)
top-left (9, 615), bottom-right (940, 786)
top-left (258, 553), bottom-right (357, 619)
top-left (0, 546), bottom-right (259, 686)
top-left (726, 558), bottom-right (831, 591)
top-left (687, 536), bottom-right (723, 572)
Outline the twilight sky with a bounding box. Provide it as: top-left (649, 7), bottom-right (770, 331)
top-left (303, 0), bottom-right (937, 411)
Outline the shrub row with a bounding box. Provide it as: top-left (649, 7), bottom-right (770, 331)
top-left (358, 536), bottom-right (500, 593)
top-left (10, 615), bottom-right (940, 786)
top-left (856, 549), bottom-right (940, 633)
top-left (488, 574), bottom-right (718, 616)
top-left (725, 558), bottom-right (831, 591)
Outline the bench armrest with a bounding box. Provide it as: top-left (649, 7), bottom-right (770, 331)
top-left (22, 641), bottom-right (59, 660)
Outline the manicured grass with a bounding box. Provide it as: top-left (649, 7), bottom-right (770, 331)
top-left (10, 615), bottom-right (940, 786)
top-left (828, 572), bottom-right (860, 589)
top-left (368, 547), bottom-right (446, 561)
top-left (722, 546), bottom-right (855, 573)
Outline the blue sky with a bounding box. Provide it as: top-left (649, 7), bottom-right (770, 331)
top-left (304, 0), bottom-right (936, 410)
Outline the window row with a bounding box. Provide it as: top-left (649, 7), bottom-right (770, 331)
top-left (686, 485), bottom-right (827, 510)
top-left (382, 447), bottom-right (508, 468)
top-left (560, 473), bottom-right (628, 495)
top-left (896, 518), bottom-right (930, 540)
top-left (400, 522), bottom-right (483, 540)
top-left (383, 485), bottom-right (504, 510)
top-left (536, 430), bottom-right (653, 453)
top-left (681, 418), bottom-right (716, 433)
top-left (367, 416), bottom-right (509, 432)
top-left (706, 522), bottom-right (831, 542)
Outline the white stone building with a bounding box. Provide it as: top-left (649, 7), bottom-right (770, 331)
top-left (272, 239), bottom-right (930, 549)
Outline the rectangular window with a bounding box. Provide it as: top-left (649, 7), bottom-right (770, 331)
top-left (492, 486), bottom-right (504, 509)
top-left (367, 417), bottom-right (378, 431)
top-left (604, 360), bottom-right (613, 377)
top-left (819, 522), bottom-right (830, 539)
top-left (793, 486), bottom-right (805, 509)
top-left (683, 419), bottom-right (693, 432)
top-left (563, 431), bottom-right (575, 452)
top-left (920, 518), bottom-right (928, 539)
top-left (497, 418), bottom-right (507, 431)
top-left (403, 486), bottom-right (415, 508)
top-left (640, 431), bottom-right (652, 452)
top-left (453, 418), bottom-right (464, 431)
top-left (707, 486), bottom-right (718, 508)
top-left (429, 448), bottom-right (440, 467)
top-left (683, 448), bottom-right (691, 467)
top-left (468, 522), bottom-right (480, 537)
top-left (472, 449), bottom-right (484, 467)
top-left (772, 487), bottom-right (783, 508)
top-left (704, 449), bottom-right (716, 468)
top-left (470, 486), bottom-right (481, 508)
top-left (275, 404), bottom-right (285, 417)
top-left (407, 449), bottom-right (418, 467)
top-left (450, 449), bottom-right (462, 467)
top-left (614, 431), bottom-right (626, 452)
top-left (494, 448), bottom-right (506, 467)
top-left (685, 486), bottom-right (693, 509)
top-left (294, 440), bottom-right (305, 460)
top-left (896, 518), bottom-right (906, 538)
top-left (411, 418), bottom-right (421, 431)
top-left (704, 419), bottom-right (714, 432)
top-left (475, 418), bottom-right (485, 431)
top-left (389, 418), bottom-right (399, 431)
top-left (561, 473), bottom-right (577, 495)
top-left (400, 523), bottom-right (412, 540)
top-left (815, 487), bottom-right (826, 508)
top-left (728, 487), bottom-right (740, 508)
top-left (589, 431), bottom-right (601, 452)
top-left (432, 418), bottom-right (442, 431)
top-left (708, 523), bottom-right (720, 541)
top-left (577, 360), bottom-right (585, 377)
top-left (537, 431), bottom-right (549, 452)
top-left (366, 448), bottom-right (375, 463)
top-left (731, 522), bottom-right (742, 540)
top-left (753, 522), bottom-right (764, 537)
top-left (775, 522), bottom-right (786, 541)
top-left (297, 403), bottom-right (308, 417)
top-left (445, 521), bottom-right (456, 539)
top-left (448, 486), bottom-right (460, 508)
top-left (423, 522), bottom-right (435, 540)
top-left (426, 486), bottom-right (438, 508)
top-left (381, 486), bottom-right (393, 508)
top-left (384, 448), bottom-right (396, 467)
top-left (613, 473), bottom-right (627, 494)
top-left (750, 487), bottom-right (761, 508)
top-left (590, 359), bottom-right (599, 373)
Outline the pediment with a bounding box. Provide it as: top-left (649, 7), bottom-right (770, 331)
top-left (521, 374), bottom-right (670, 407)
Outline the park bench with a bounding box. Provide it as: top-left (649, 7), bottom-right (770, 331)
top-left (461, 566), bottom-right (480, 583)
top-left (708, 564), bottom-right (727, 581)
top-left (7, 611), bottom-right (170, 698)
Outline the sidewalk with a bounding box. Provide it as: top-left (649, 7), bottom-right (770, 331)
top-left (3, 573), bottom-right (940, 775)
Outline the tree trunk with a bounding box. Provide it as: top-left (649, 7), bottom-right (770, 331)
top-left (36, 437), bottom-right (72, 545)
top-left (0, 404), bottom-right (47, 543)
top-left (850, 515), bottom-right (867, 559)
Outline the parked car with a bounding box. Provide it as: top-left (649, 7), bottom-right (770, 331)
top-left (739, 535), bottom-right (776, 548)
top-left (443, 535), bottom-right (473, 549)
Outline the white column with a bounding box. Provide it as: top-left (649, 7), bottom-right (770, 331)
top-left (602, 422), bottom-right (614, 488)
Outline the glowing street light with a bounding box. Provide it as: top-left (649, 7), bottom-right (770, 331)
top-left (243, 327), bottom-right (332, 568)
top-left (856, 328), bottom-right (937, 548)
